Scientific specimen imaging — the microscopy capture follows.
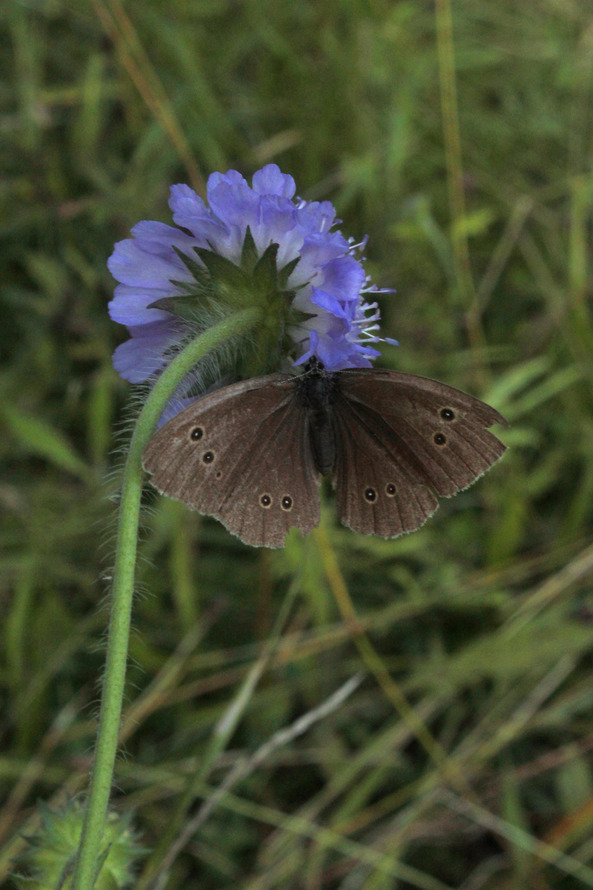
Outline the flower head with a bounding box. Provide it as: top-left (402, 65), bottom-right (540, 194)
top-left (108, 165), bottom-right (393, 402)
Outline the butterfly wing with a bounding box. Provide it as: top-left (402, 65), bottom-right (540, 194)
top-left (331, 396), bottom-right (439, 537)
top-left (332, 369), bottom-right (507, 537)
top-left (143, 375), bottom-right (321, 548)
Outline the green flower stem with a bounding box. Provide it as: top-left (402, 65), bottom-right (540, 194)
top-left (72, 307), bottom-right (263, 890)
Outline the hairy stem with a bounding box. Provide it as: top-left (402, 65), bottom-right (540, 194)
top-left (72, 307), bottom-right (262, 890)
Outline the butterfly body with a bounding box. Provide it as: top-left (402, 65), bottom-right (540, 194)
top-left (296, 360), bottom-right (339, 476)
top-left (143, 360), bottom-right (508, 548)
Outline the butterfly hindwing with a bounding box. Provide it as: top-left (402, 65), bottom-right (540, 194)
top-left (143, 375), bottom-right (321, 548)
top-left (331, 392), bottom-right (439, 537)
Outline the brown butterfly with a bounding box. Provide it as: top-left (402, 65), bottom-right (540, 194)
top-left (143, 358), bottom-right (508, 548)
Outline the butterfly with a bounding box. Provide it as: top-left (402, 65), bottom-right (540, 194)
top-left (143, 358), bottom-right (507, 548)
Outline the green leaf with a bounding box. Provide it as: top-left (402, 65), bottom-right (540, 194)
top-left (253, 241), bottom-right (280, 292)
top-left (193, 247), bottom-right (255, 307)
top-left (1, 403), bottom-right (93, 482)
top-left (278, 255), bottom-right (300, 288)
top-left (147, 294), bottom-right (207, 321)
top-left (240, 226), bottom-right (259, 271)
top-left (172, 246), bottom-right (211, 290)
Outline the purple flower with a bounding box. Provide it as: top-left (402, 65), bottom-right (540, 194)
top-left (108, 164), bottom-right (392, 394)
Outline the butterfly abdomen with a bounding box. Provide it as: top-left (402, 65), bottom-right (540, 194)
top-left (296, 363), bottom-right (338, 477)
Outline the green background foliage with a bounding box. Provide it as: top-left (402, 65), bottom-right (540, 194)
top-left (2, 0), bottom-right (593, 887)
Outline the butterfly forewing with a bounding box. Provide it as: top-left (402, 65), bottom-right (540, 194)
top-left (338, 369), bottom-right (507, 498)
top-left (143, 376), bottom-right (321, 548)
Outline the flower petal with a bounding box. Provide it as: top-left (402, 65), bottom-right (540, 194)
top-left (108, 285), bottom-right (184, 326)
top-left (112, 320), bottom-right (184, 383)
top-left (252, 164), bottom-right (296, 199)
top-left (108, 238), bottom-right (192, 289)
top-left (168, 184), bottom-right (229, 243)
top-left (318, 256), bottom-right (366, 303)
top-left (207, 170), bottom-right (256, 223)
top-left (129, 221), bottom-right (198, 255)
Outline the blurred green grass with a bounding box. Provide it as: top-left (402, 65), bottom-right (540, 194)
top-left (1, 0), bottom-right (593, 887)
